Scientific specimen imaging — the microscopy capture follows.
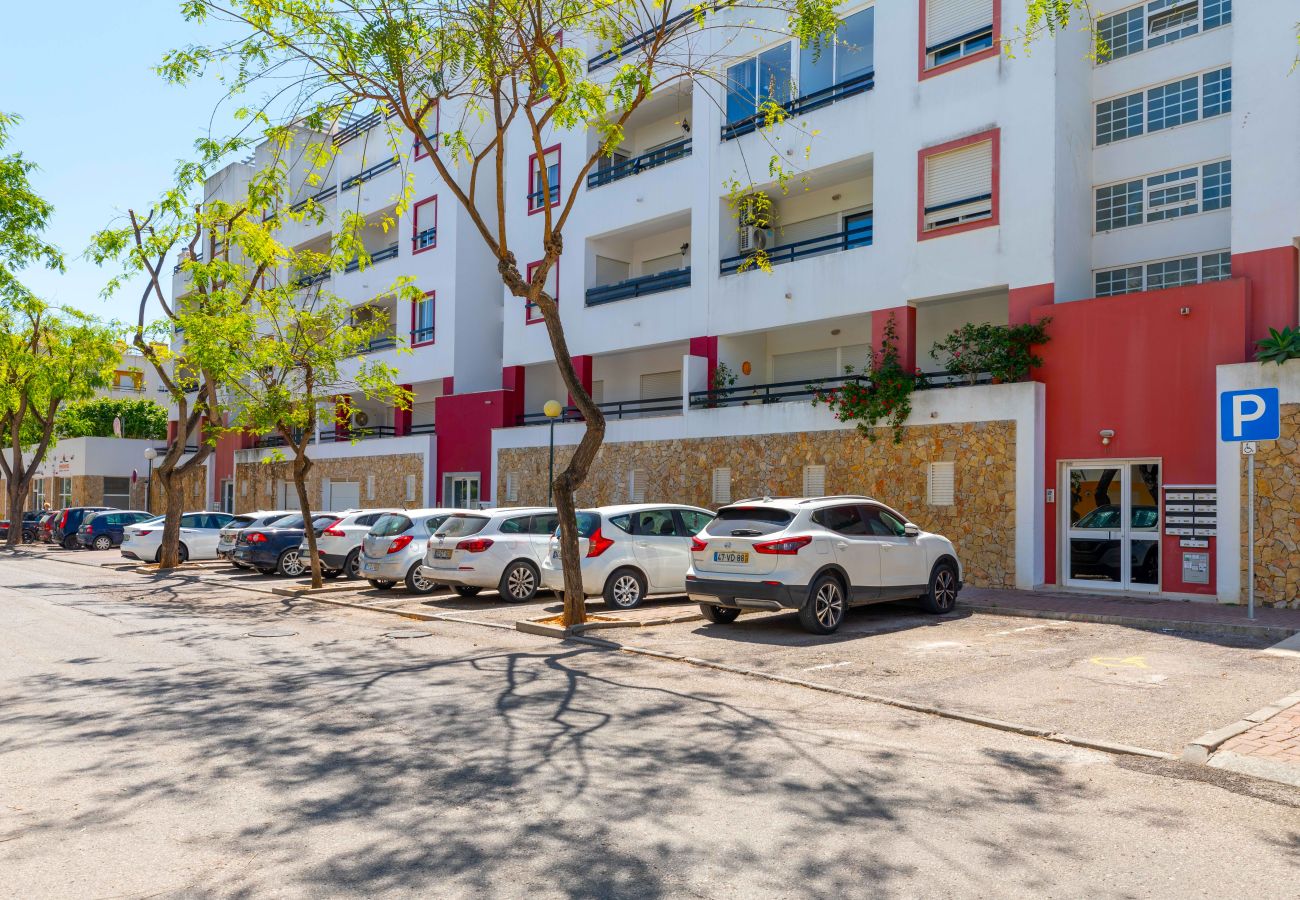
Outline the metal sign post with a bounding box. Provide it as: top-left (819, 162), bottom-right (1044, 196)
top-left (1243, 441), bottom-right (1257, 619)
top-left (1220, 389), bottom-right (1277, 619)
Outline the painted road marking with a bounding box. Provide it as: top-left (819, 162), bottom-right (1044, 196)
top-left (803, 661), bottom-right (852, 672)
top-left (1089, 656), bottom-right (1148, 669)
top-left (987, 624), bottom-right (1056, 637)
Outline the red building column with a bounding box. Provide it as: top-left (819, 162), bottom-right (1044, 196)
top-left (568, 355), bottom-right (593, 408)
top-left (689, 336), bottom-right (718, 386)
top-left (1009, 283), bottom-right (1055, 326)
top-left (1232, 246), bottom-right (1299, 357)
top-left (871, 306), bottom-right (917, 373)
top-left (501, 365), bottom-right (526, 426)
top-left (334, 396), bottom-right (350, 442)
top-left (394, 383), bottom-right (413, 436)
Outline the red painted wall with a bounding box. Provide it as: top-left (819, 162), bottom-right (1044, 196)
top-left (212, 431), bottom-right (243, 503)
top-left (1232, 246), bottom-right (1299, 357)
top-left (871, 305), bottom-right (917, 372)
top-left (1034, 278), bottom-right (1250, 593)
top-left (434, 389), bottom-right (513, 505)
top-left (1009, 283), bottom-right (1054, 326)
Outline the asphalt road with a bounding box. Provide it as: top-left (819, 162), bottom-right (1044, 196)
top-left (2, 553), bottom-right (1299, 898)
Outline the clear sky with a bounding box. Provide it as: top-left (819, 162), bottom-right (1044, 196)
top-left (3, 1), bottom-right (241, 325)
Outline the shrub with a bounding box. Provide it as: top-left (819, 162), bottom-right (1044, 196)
top-left (931, 318), bottom-right (1052, 384)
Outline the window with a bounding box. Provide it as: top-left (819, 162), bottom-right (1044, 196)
top-left (114, 371), bottom-right (139, 391)
top-left (676, 509), bottom-right (714, 535)
top-left (525, 260), bottom-right (557, 324)
top-left (32, 480), bottom-right (45, 511)
top-left (631, 508), bottom-right (675, 536)
top-left (800, 6), bottom-right (875, 96)
top-left (1095, 67), bottom-right (1229, 146)
top-left (712, 467), bottom-right (732, 505)
top-left (528, 146), bottom-right (560, 213)
top-left (529, 513), bottom-right (560, 535)
top-left (922, 0), bottom-right (996, 74)
top-left (1097, 1), bottom-right (1232, 62)
top-left (725, 42), bottom-right (793, 127)
top-left (1094, 251), bottom-right (1231, 297)
top-left (859, 505), bottom-right (907, 537)
top-left (1146, 77), bottom-right (1198, 132)
top-left (927, 461), bottom-right (956, 506)
top-left (920, 132), bottom-right (997, 236)
top-left (1095, 161), bottom-right (1229, 232)
top-left (802, 464), bottom-right (826, 497)
top-left (412, 292), bottom-right (435, 346)
top-left (58, 478), bottom-right (72, 507)
top-left (412, 195), bottom-right (437, 253)
top-left (814, 504), bottom-right (867, 534)
top-left (413, 104), bottom-right (439, 159)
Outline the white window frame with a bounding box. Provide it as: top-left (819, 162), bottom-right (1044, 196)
top-left (1094, 250), bottom-right (1231, 297)
top-left (1094, 158), bottom-right (1230, 234)
top-left (1095, 66), bottom-right (1231, 147)
top-left (924, 0), bottom-right (996, 71)
top-left (1096, 0), bottom-right (1232, 65)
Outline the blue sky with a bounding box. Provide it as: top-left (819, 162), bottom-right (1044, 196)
top-left (3, 1), bottom-right (239, 325)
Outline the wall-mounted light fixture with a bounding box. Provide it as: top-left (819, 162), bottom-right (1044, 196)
top-left (1099, 429), bottom-right (1115, 446)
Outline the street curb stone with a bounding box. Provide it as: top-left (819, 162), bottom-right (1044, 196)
top-left (1183, 688), bottom-right (1300, 768)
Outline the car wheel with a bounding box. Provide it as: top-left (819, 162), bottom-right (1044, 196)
top-left (499, 560), bottom-right (540, 602)
top-left (61, 535), bottom-right (77, 550)
top-left (405, 563), bottom-right (437, 595)
top-left (920, 562), bottom-right (960, 614)
top-left (257, 567), bottom-right (276, 576)
top-left (92, 535), bottom-right (113, 551)
top-left (276, 548), bottom-right (306, 577)
top-left (699, 603), bottom-right (741, 624)
top-left (321, 568), bottom-right (343, 580)
top-left (368, 579), bottom-right (396, 590)
top-left (343, 548), bottom-right (363, 579)
top-left (603, 568), bottom-right (647, 610)
top-left (798, 574), bottom-right (847, 635)
top-left (155, 544), bottom-right (190, 564)
top-left (454, 585), bottom-right (482, 598)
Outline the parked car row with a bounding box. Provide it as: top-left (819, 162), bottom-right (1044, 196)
top-left (79, 494), bottom-right (961, 636)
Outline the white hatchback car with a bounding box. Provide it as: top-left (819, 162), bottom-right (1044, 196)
top-left (301, 508), bottom-right (399, 579)
top-left (686, 496), bottom-right (962, 635)
top-left (121, 511), bottom-right (236, 563)
top-left (218, 510), bottom-right (294, 567)
top-left (421, 507), bottom-right (558, 602)
top-left (540, 504), bottom-right (714, 609)
top-left (358, 508), bottom-right (477, 594)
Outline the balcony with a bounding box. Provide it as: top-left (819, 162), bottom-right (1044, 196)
top-left (587, 5), bottom-right (696, 71)
top-left (587, 139), bottom-right (691, 189)
top-left (411, 324), bottom-right (435, 345)
top-left (586, 266), bottom-right (691, 307)
top-left (689, 370), bottom-right (992, 409)
top-left (516, 394), bottom-right (683, 425)
top-left (340, 156), bottom-right (400, 192)
top-left (720, 217), bottom-right (872, 276)
top-left (344, 242), bottom-right (399, 273)
top-left (293, 268), bottom-right (331, 288)
top-left (722, 71), bottom-right (875, 141)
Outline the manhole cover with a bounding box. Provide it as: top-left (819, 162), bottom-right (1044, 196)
top-left (246, 628), bottom-right (298, 637)
top-left (385, 629), bottom-right (432, 639)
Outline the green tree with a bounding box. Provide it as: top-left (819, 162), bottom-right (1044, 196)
top-left (0, 112), bottom-right (63, 301)
top-left (163, 0), bottom-right (839, 625)
top-left (55, 396), bottom-right (169, 440)
top-left (0, 299), bottom-right (120, 542)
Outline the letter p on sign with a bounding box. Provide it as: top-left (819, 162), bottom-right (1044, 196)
top-left (1220, 388), bottom-right (1280, 442)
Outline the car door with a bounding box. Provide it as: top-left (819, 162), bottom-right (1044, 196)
top-left (526, 513), bottom-right (560, 563)
top-left (178, 513), bottom-right (207, 555)
top-left (862, 505), bottom-right (929, 594)
top-left (630, 508), bottom-right (683, 590)
top-left (815, 504), bottom-right (882, 600)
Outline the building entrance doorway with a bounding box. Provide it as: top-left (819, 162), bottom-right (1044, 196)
top-left (1064, 461), bottom-right (1161, 592)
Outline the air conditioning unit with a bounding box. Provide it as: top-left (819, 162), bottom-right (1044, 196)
top-left (739, 226), bottom-right (774, 253)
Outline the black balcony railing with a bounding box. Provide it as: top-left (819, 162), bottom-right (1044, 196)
top-left (412, 226), bottom-right (437, 251)
top-left (293, 268), bottom-right (331, 288)
top-left (289, 184), bottom-right (338, 213)
top-left (527, 185), bottom-right (560, 210)
top-left (343, 242), bottom-right (400, 273)
top-left (585, 266), bottom-right (691, 307)
top-left (409, 422), bottom-right (437, 435)
top-left (722, 70), bottom-right (876, 141)
top-left (353, 334), bottom-right (398, 355)
top-left (411, 325), bottom-right (435, 344)
top-left (720, 217), bottom-right (873, 276)
top-left (587, 139), bottom-right (692, 189)
top-left (689, 370), bottom-right (995, 409)
top-left (341, 156), bottom-right (400, 191)
top-left (587, 4), bottom-right (708, 70)
top-left (516, 394), bottom-right (683, 425)
top-left (320, 425), bottom-right (397, 442)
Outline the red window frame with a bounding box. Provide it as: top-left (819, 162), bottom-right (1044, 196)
top-left (916, 128), bottom-right (1000, 241)
top-left (918, 0), bottom-right (1001, 82)
top-left (412, 194), bottom-right (438, 254)
top-left (527, 144), bottom-right (561, 215)
top-left (410, 291), bottom-right (436, 347)
top-left (413, 103), bottom-right (440, 159)
top-left (525, 259), bottom-right (557, 325)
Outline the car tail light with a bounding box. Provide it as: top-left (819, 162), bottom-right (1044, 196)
top-left (137, 530), bottom-right (153, 536)
top-left (586, 528), bottom-right (614, 558)
top-left (690, 536), bottom-right (708, 552)
top-left (753, 535), bottom-right (812, 555)
top-left (322, 519), bottom-right (345, 538)
top-left (387, 535), bottom-right (414, 554)
top-left (457, 537), bottom-right (494, 553)
top-left (60, 511), bottom-right (69, 529)
top-left (246, 532), bottom-right (268, 543)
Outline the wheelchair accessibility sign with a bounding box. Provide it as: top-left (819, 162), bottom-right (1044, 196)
top-left (1220, 388), bottom-right (1280, 442)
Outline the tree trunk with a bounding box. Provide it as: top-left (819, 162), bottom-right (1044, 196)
top-left (5, 475), bottom-right (29, 547)
top-left (291, 451), bottom-right (321, 588)
top-left (157, 468), bottom-right (186, 568)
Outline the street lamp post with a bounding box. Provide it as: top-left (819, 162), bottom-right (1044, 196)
top-left (543, 400), bottom-right (563, 505)
top-left (143, 448), bottom-right (158, 512)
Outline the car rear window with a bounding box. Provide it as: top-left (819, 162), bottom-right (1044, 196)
top-left (371, 514), bottom-right (414, 537)
top-left (276, 514), bottom-right (307, 529)
top-left (229, 517), bottom-right (254, 528)
top-left (84, 512), bottom-right (104, 525)
top-left (575, 512), bottom-right (602, 537)
top-left (437, 515), bottom-right (488, 537)
top-left (707, 506), bottom-right (794, 537)
top-left (311, 514), bottom-right (337, 528)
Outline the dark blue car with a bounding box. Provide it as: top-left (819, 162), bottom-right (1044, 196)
top-left (76, 510), bottom-right (154, 550)
top-left (232, 512), bottom-right (339, 577)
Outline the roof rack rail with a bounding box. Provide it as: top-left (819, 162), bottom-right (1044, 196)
top-left (797, 494), bottom-right (873, 503)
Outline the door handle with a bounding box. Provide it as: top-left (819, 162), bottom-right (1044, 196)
top-left (836, 542), bottom-right (848, 550)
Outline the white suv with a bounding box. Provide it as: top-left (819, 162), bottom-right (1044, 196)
top-left (421, 508), bottom-right (558, 602)
top-left (686, 496), bottom-right (962, 635)
top-left (540, 504), bottom-right (714, 609)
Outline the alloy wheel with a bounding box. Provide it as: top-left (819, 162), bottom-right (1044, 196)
top-left (507, 565), bottom-right (536, 599)
top-left (281, 550), bottom-right (305, 577)
top-left (814, 582), bottom-right (844, 629)
top-left (611, 574), bottom-right (641, 608)
top-left (93, 536), bottom-right (112, 551)
top-left (410, 568), bottom-right (434, 592)
top-left (934, 569), bottom-right (957, 610)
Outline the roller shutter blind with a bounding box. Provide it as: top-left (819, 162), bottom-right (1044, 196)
top-left (925, 140), bottom-right (993, 210)
top-left (772, 348), bottom-right (838, 383)
top-left (927, 0), bottom-right (994, 48)
top-left (640, 371), bottom-right (681, 400)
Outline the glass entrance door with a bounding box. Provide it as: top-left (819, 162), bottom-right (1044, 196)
top-left (1065, 462), bottom-right (1161, 591)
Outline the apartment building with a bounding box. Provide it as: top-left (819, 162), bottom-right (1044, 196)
top-left (182, 0), bottom-right (1300, 604)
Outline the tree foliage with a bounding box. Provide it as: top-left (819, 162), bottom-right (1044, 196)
top-left (55, 396), bottom-right (169, 440)
top-left (0, 112), bottom-right (63, 302)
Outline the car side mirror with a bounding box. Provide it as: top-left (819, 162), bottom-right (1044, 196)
top-left (903, 523), bottom-right (920, 537)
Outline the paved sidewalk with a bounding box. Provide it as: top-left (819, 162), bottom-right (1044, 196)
top-left (962, 587), bottom-right (1300, 639)
top-left (1219, 702), bottom-right (1300, 767)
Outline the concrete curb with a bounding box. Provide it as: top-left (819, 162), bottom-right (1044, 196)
top-left (1207, 750), bottom-right (1300, 788)
top-left (962, 602), bottom-right (1300, 642)
top-left (1182, 689), bottom-right (1300, 765)
top-left (271, 583), bottom-right (368, 597)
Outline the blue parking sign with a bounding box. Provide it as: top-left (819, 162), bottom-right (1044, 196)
top-left (1220, 388), bottom-right (1280, 442)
